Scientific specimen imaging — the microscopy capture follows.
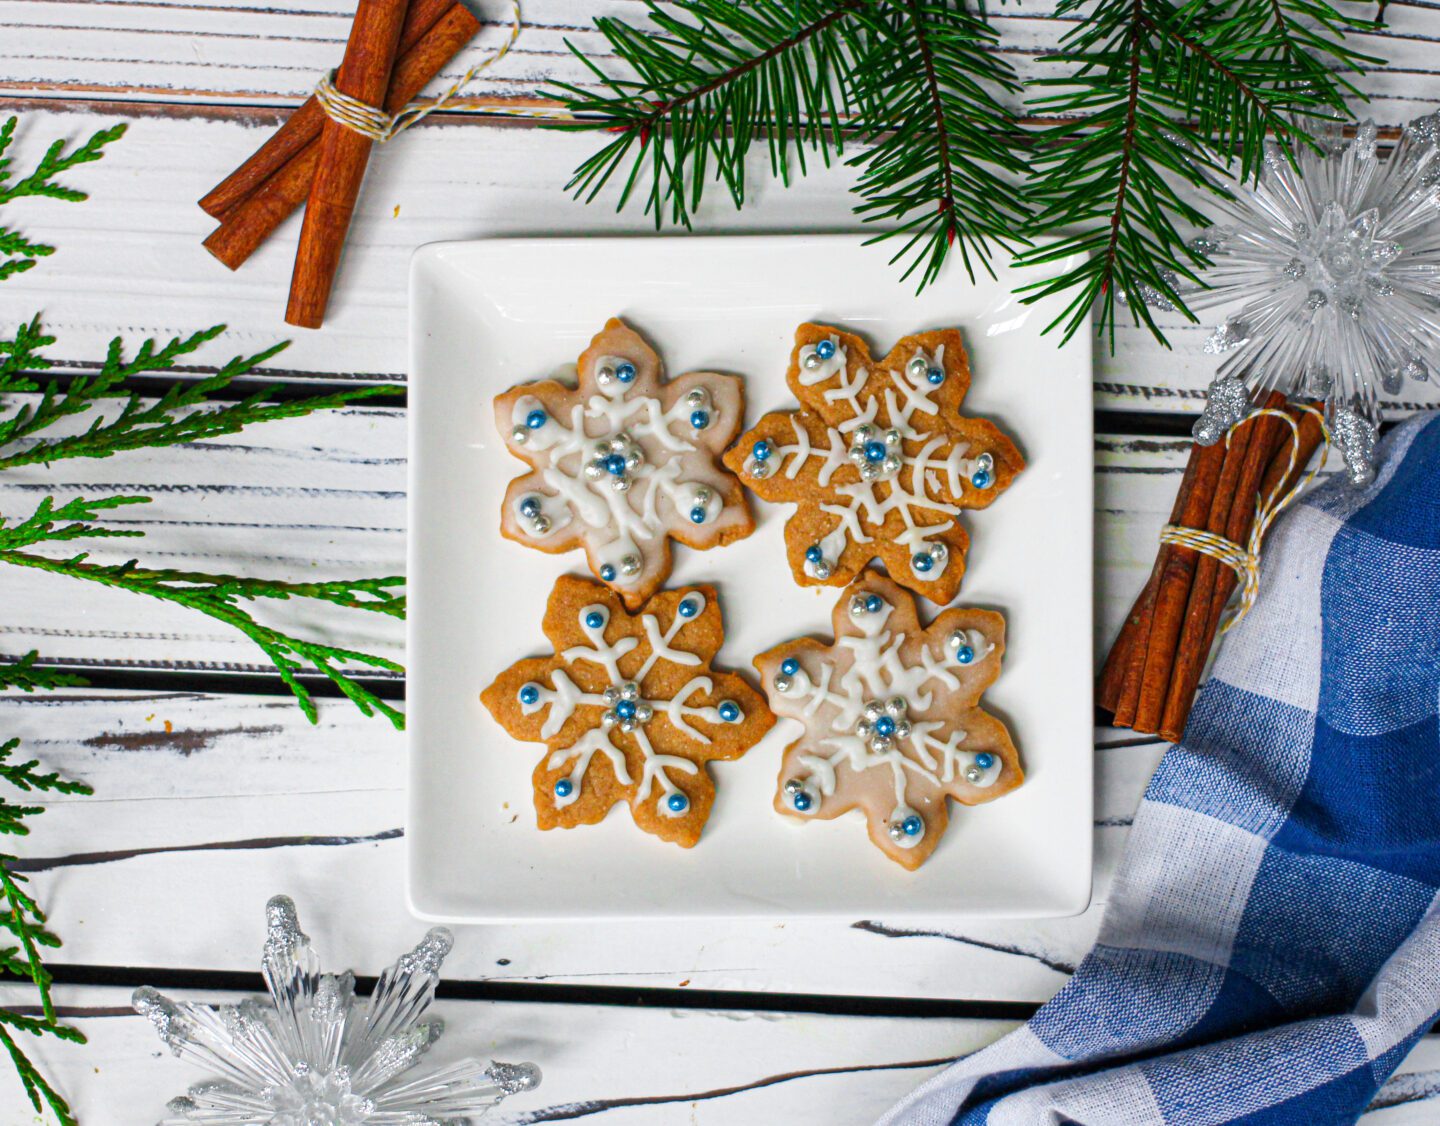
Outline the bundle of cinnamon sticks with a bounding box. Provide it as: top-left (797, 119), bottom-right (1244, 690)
top-left (1098, 394), bottom-right (1326, 742)
top-left (199, 0), bottom-right (483, 328)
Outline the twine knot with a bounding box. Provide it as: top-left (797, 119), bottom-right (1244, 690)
top-left (314, 0), bottom-right (523, 142)
top-left (1160, 405), bottom-right (1331, 633)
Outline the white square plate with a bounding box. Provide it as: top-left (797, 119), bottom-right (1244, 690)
top-left (407, 234), bottom-right (1093, 922)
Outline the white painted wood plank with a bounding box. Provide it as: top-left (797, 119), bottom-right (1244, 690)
top-left (3, 986), bottom-right (1436, 1124)
top-left (1, 0), bottom-right (1434, 125)
top-left (0, 984), bottom-right (1013, 1125)
top-left (4, 105), bottom-right (1438, 417)
top-left (3, 686), bottom-right (1163, 998)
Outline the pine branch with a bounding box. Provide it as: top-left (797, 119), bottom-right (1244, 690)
top-left (0, 653), bottom-right (86, 695)
top-left (846, 0), bottom-right (1029, 285)
top-left (0, 116), bottom-right (125, 284)
top-left (0, 551), bottom-right (404, 727)
top-left (1015, 0), bottom-right (1381, 346)
top-left (549, 0), bottom-right (866, 226)
top-left (0, 320), bottom-right (399, 469)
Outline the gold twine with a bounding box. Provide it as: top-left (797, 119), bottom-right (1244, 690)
top-left (314, 0), bottom-right (531, 143)
top-left (1159, 404), bottom-right (1331, 633)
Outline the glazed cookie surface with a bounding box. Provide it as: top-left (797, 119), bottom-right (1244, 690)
top-left (481, 575), bottom-right (774, 848)
top-left (722, 323), bottom-right (1023, 604)
top-left (496, 318), bottom-right (754, 609)
top-left (756, 572), bottom-right (1022, 869)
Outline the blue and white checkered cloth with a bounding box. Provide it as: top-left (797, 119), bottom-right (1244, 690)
top-left (882, 412), bottom-right (1440, 1126)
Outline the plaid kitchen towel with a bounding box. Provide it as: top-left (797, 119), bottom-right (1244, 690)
top-left (881, 411), bottom-right (1440, 1126)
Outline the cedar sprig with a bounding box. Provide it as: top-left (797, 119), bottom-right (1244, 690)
top-left (0, 737), bottom-right (89, 1126)
top-left (0, 117), bottom-right (126, 283)
top-left (0, 491), bottom-right (404, 727)
top-left (1015, 0), bottom-right (1380, 346)
top-left (547, 0), bottom-right (1029, 287)
top-left (0, 319), bottom-right (397, 470)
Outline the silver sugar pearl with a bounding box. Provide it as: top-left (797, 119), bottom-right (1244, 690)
top-left (886, 696), bottom-right (907, 716)
top-left (686, 387), bottom-right (708, 407)
top-left (882, 454), bottom-right (902, 474)
top-left (773, 674), bottom-right (793, 693)
top-left (620, 681), bottom-right (639, 701)
top-left (855, 717), bottom-right (874, 738)
top-left (601, 712), bottom-right (616, 729)
top-left (511, 426), bottom-right (529, 444)
top-left (946, 629), bottom-right (967, 652)
top-left (848, 444), bottom-right (868, 464)
top-left (584, 462), bottom-right (604, 479)
top-left (885, 428), bottom-right (903, 446)
top-left (603, 687), bottom-right (620, 704)
top-left (895, 719), bottom-right (912, 739)
top-left (693, 486), bottom-right (713, 504)
top-left (635, 703), bottom-right (653, 722)
top-left (802, 350), bottom-right (823, 370)
top-left (864, 701), bottom-right (884, 720)
top-left (853, 424), bottom-right (875, 442)
top-left (812, 560), bottom-right (832, 579)
top-left (888, 821), bottom-right (908, 841)
top-left (850, 595), bottom-right (869, 616)
top-left (749, 459), bottom-right (772, 479)
top-left (965, 765), bottom-right (984, 783)
top-left (906, 356), bottom-right (929, 381)
top-left (860, 462), bottom-right (882, 481)
top-left (784, 777), bottom-right (805, 796)
top-left (619, 717), bottom-right (636, 733)
top-left (531, 514), bottom-right (551, 535)
top-left (620, 553), bottom-right (641, 576)
top-left (871, 735), bottom-right (894, 753)
top-left (929, 543), bottom-right (948, 566)
top-left (611, 475), bottom-right (631, 493)
top-left (597, 363), bottom-right (617, 386)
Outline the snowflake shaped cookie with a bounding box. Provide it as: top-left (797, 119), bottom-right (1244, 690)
top-left (496, 318), bottom-right (754, 609)
top-left (482, 575), bottom-right (774, 847)
top-left (722, 323), bottom-right (1023, 604)
top-left (756, 573), bottom-right (1022, 869)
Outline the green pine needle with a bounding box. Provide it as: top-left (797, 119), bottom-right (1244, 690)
top-left (0, 738), bottom-right (89, 1126)
top-left (0, 117), bottom-right (126, 284)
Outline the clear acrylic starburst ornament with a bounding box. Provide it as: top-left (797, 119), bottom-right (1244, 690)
top-left (133, 895), bottom-right (541, 1125)
top-left (1167, 114), bottom-right (1440, 486)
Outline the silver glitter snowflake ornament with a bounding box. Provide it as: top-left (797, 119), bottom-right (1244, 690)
top-left (1175, 114), bottom-right (1440, 486)
top-left (133, 895), bottom-right (541, 1125)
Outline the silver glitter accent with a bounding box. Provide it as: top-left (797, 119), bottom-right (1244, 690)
top-left (396, 928), bottom-right (454, 976)
top-left (133, 987), bottom-right (194, 1054)
top-left (1402, 356), bottom-right (1430, 383)
top-left (487, 1060), bottom-right (543, 1095)
top-left (1283, 257), bottom-right (1306, 280)
top-left (1332, 406), bottom-right (1378, 487)
top-left (1204, 318), bottom-right (1249, 354)
top-left (1192, 375), bottom-right (1252, 446)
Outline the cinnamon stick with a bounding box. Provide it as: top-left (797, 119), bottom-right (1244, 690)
top-left (1128, 438), bottom-right (1226, 732)
top-left (199, 0), bottom-right (455, 219)
top-left (1157, 391), bottom-right (1287, 741)
top-left (285, 0), bottom-right (411, 328)
top-left (203, 2), bottom-right (481, 271)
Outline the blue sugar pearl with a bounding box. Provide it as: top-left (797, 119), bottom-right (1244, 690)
top-left (971, 468), bottom-right (993, 490)
top-left (690, 409), bottom-right (710, 429)
top-left (600, 564), bottom-right (617, 582)
top-left (864, 440), bottom-right (887, 463)
top-left (525, 408), bottom-right (547, 429)
top-left (615, 361), bottom-right (637, 383)
top-left (793, 791), bottom-right (814, 812)
top-left (974, 752), bottom-right (995, 771)
top-left (689, 506), bottom-right (707, 524)
top-left (518, 684), bottom-right (540, 705)
top-left (678, 598), bottom-right (699, 619)
top-left (875, 715), bottom-right (896, 737)
top-left (518, 496), bottom-right (541, 519)
top-left (865, 594), bottom-right (882, 613)
top-left (780, 657), bottom-right (799, 676)
top-left (554, 778), bottom-right (574, 798)
top-left (902, 815), bottom-right (923, 836)
top-left (667, 792), bottom-right (689, 813)
top-left (814, 338), bottom-right (836, 360)
top-left (752, 440), bottom-right (772, 462)
top-left (604, 454), bottom-right (627, 476)
top-left (956, 644), bottom-right (975, 665)
top-left (717, 700), bottom-right (740, 723)
top-left (926, 367), bottom-right (945, 385)
top-left (912, 553), bottom-right (934, 573)
top-left (585, 611), bottom-right (605, 630)
top-left (804, 544), bottom-right (823, 564)
top-left (615, 699), bottom-right (637, 720)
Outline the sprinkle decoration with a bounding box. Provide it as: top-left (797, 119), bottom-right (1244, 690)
top-left (482, 577), bottom-right (773, 846)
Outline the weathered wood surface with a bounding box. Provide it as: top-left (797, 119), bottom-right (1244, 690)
top-left (4, 104), bottom-right (1440, 416)
top-left (7, 986), bottom-right (1439, 1124)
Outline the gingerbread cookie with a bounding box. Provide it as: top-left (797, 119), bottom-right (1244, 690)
top-left (755, 572), bottom-right (1021, 869)
top-left (495, 318), bottom-right (754, 610)
top-left (482, 575), bottom-right (773, 847)
top-left (722, 323), bottom-right (1023, 604)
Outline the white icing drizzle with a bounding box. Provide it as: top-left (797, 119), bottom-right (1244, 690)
top-left (750, 336), bottom-right (998, 576)
top-left (772, 593), bottom-right (1002, 845)
top-left (522, 593), bottom-right (739, 818)
top-left (502, 339), bottom-right (742, 591)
